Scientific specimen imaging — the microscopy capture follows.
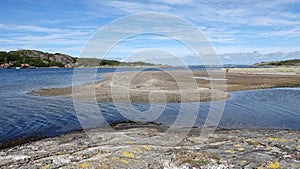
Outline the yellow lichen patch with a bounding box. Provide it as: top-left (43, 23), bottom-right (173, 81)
top-left (241, 160), bottom-right (247, 163)
top-left (133, 147), bottom-right (142, 153)
top-left (265, 146), bottom-right (272, 150)
top-left (278, 138), bottom-right (288, 143)
top-left (40, 164), bottom-right (50, 169)
top-left (257, 167), bottom-right (263, 169)
top-left (121, 159), bottom-right (129, 165)
top-left (78, 163), bottom-right (90, 168)
top-left (101, 150), bottom-right (111, 154)
top-left (225, 150), bottom-right (235, 154)
top-left (269, 137), bottom-right (279, 141)
top-left (142, 145), bottom-right (152, 151)
top-left (292, 163), bottom-right (300, 167)
top-left (267, 162), bottom-right (280, 169)
top-left (112, 157), bottom-right (120, 161)
top-left (246, 139), bottom-right (262, 145)
top-left (103, 158), bottom-right (109, 161)
top-left (297, 145), bottom-right (300, 149)
top-left (125, 141), bottom-right (134, 144)
top-left (237, 147), bottom-right (245, 151)
top-left (55, 152), bottom-right (61, 155)
top-left (102, 164), bottom-right (109, 169)
top-left (234, 144), bottom-right (242, 147)
top-left (122, 151), bottom-right (135, 158)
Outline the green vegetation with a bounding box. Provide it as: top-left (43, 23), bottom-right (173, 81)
top-left (0, 50), bottom-right (73, 67)
top-left (76, 58), bottom-right (156, 67)
top-left (254, 59), bottom-right (300, 66)
top-left (76, 58), bottom-right (122, 67)
top-left (0, 51), bottom-right (21, 66)
top-left (71, 58), bottom-right (100, 67)
top-left (0, 50), bottom-right (158, 68)
top-left (224, 67), bottom-right (300, 73)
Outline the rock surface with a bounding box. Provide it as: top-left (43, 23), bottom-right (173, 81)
top-left (8, 50), bottom-right (76, 67)
top-left (1, 123), bottom-right (299, 169)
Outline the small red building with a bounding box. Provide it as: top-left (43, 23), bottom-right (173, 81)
top-left (0, 63), bottom-right (12, 68)
top-left (21, 63), bottom-right (30, 68)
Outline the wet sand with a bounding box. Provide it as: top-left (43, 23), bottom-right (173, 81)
top-left (29, 70), bottom-right (300, 102)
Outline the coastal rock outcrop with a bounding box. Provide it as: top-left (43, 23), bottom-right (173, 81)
top-left (8, 50), bottom-right (76, 67)
top-left (0, 124), bottom-right (299, 169)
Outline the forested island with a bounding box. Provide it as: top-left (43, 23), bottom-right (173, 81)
top-left (0, 50), bottom-right (156, 68)
top-left (254, 59), bottom-right (300, 66)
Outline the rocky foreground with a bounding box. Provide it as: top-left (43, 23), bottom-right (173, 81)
top-left (0, 123), bottom-right (299, 169)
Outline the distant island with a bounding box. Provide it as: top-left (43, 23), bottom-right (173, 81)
top-left (254, 59), bottom-right (300, 66)
top-left (0, 50), bottom-right (158, 68)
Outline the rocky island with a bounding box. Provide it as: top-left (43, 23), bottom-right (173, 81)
top-left (254, 59), bottom-right (300, 67)
top-left (0, 50), bottom-right (159, 68)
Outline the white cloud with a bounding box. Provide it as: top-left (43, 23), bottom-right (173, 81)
top-left (150, 0), bottom-right (195, 5)
top-left (0, 23), bottom-right (94, 56)
top-left (248, 17), bottom-right (296, 26)
top-left (215, 46), bottom-right (300, 54)
top-left (85, 0), bottom-right (300, 52)
top-left (0, 24), bottom-right (61, 33)
top-left (262, 28), bottom-right (300, 37)
top-left (1, 0), bottom-right (300, 63)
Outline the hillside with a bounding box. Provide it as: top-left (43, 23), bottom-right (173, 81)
top-left (75, 58), bottom-right (156, 67)
top-left (254, 59), bottom-right (300, 66)
top-left (0, 50), bottom-right (76, 68)
top-left (0, 50), bottom-right (156, 68)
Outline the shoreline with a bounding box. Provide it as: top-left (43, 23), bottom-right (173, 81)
top-left (0, 65), bottom-right (176, 69)
top-left (1, 121), bottom-right (299, 150)
top-left (2, 121), bottom-right (299, 150)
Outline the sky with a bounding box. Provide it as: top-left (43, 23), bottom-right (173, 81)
top-left (0, 0), bottom-right (300, 65)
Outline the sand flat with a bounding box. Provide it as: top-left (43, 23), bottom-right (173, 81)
top-left (29, 69), bottom-right (300, 102)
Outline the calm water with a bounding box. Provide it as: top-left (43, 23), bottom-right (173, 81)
top-left (0, 68), bottom-right (300, 143)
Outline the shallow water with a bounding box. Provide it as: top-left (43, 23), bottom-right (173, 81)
top-left (0, 68), bottom-right (299, 143)
top-left (192, 76), bottom-right (227, 81)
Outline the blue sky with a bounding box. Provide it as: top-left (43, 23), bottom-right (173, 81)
top-left (0, 0), bottom-right (300, 64)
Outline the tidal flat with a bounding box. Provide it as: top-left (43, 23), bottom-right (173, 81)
top-left (29, 69), bottom-right (300, 102)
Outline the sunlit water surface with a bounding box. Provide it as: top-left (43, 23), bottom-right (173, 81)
top-left (0, 68), bottom-right (299, 142)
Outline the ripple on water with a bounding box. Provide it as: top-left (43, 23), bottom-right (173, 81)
top-left (0, 68), bottom-right (299, 142)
